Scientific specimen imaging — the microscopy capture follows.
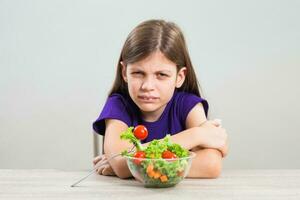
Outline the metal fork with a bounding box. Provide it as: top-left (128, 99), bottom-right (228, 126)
top-left (70, 145), bottom-right (135, 187)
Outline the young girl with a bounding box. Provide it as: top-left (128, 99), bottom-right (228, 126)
top-left (92, 19), bottom-right (228, 179)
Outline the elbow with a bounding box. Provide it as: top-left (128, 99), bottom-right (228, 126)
top-left (188, 148), bottom-right (223, 178)
top-left (205, 151), bottom-right (223, 178)
top-left (109, 159), bottom-right (132, 179)
top-left (114, 168), bottom-right (131, 179)
top-left (206, 161), bottom-right (222, 178)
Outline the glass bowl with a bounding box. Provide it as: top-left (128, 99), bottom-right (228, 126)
top-left (124, 151), bottom-right (196, 188)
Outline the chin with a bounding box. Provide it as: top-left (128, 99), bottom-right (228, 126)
top-left (137, 104), bottom-right (158, 112)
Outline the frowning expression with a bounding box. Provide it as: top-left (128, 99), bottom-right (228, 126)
top-left (121, 51), bottom-right (186, 121)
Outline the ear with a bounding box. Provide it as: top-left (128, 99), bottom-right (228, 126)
top-left (120, 61), bottom-right (128, 83)
top-left (175, 67), bottom-right (187, 88)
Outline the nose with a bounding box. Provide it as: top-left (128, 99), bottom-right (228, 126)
top-left (141, 77), bottom-right (155, 91)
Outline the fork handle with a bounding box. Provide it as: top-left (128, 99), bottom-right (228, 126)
top-left (70, 146), bottom-right (134, 187)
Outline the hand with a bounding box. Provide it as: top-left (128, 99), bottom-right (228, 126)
top-left (93, 155), bottom-right (116, 176)
top-left (199, 119), bottom-right (228, 157)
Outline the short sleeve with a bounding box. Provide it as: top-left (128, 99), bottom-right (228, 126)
top-left (92, 94), bottom-right (132, 136)
top-left (177, 92), bottom-right (209, 124)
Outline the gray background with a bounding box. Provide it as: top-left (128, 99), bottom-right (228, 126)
top-left (1, 0), bottom-right (299, 170)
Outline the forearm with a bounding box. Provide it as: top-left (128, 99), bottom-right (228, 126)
top-left (143, 126), bottom-right (203, 150)
top-left (168, 123), bottom-right (228, 157)
top-left (107, 155), bottom-right (133, 179)
top-left (187, 148), bottom-right (222, 178)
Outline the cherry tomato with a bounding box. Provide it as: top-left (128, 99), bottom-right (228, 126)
top-left (162, 150), bottom-right (177, 159)
top-left (133, 125), bottom-right (148, 140)
top-left (133, 151), bottom-right (146, 165)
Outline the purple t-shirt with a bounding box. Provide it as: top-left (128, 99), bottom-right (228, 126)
top-left (93, 90), bottom-right (208, 143)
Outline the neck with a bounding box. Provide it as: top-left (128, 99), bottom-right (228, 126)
top-left (141, 104), bottom-right (167, 122)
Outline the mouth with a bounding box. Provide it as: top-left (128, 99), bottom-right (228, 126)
top-left (137, 95), bottom-right (159, 103)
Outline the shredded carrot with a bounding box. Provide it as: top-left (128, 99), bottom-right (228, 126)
top-left (160, 175), bottom-right (168, 182)
top-left (153, 171), bottom-right (161, 179)
top-left (148, 171), bottom-right (155, 178)
top-left (146, 164), bottom-right (154, 173)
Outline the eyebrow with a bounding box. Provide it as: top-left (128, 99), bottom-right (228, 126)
top-left (130, 68), bottom-right (172, 74)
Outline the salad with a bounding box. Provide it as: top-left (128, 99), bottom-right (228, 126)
top-left (120, 125), bottom-right (191, 187)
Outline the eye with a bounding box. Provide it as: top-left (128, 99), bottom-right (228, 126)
top-left (131, 71), bottom-right (144, 76)
top-left (132, 72), bottom-right (141, 74)
top-left (157, 73), bottom-right (168, 77)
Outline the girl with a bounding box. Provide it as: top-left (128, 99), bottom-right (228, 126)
top-left (92, 19), bottom-right (228, 179)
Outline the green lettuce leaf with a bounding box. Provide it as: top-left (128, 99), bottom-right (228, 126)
top-left (120, 127), bottom-right (145, 151)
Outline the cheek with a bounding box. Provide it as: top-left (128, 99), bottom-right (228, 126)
top-left (163, 79), bottom-right (177, 89)
top-left (127, 79), bottom-right (141, 91)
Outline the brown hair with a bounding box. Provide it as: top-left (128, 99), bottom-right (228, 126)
top-left (109, 19), bottom-right (203, 98)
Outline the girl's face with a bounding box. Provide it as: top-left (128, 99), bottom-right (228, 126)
top-left (121, 51), bottom-right (186, 122)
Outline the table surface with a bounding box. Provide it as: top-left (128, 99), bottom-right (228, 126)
top-left (0, 169), bottom-right (299, 200)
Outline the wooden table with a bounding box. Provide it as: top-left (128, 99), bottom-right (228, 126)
top-left (0, 169), bottom-right (299, 199)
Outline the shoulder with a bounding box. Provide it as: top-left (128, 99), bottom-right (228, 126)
top-left (185, 102), bottom-right (207, 128)
top-left (174, 91), bottom-right (206, 101)
top-left (173, 91), bottom-right (209, 115)
top-left (107, 93), bottom-right (127, 104)
top-left (104, 93), bottom-right (131, 111)
top-left (171, 91), bottom-right (209, 127)
top-left (92, 93), bottom-right (134, 135)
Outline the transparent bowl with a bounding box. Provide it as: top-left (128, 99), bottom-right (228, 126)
top-left (124, 152), bottom-right (196, 188)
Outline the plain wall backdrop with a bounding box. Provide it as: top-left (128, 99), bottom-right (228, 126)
top-left (1, 0), bottom-right (299, 170)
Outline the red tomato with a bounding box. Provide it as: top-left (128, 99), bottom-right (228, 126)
top-left (133, 151), bottom-right (146, 165)
top-left (133, 125), bottom-right (148, 140)
top-left (162, 150), bottom-right (177, 159)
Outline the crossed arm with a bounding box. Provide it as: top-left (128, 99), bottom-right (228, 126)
top-left (184, 103), bottom-right (228, 178)
top-left (93, 103), bottom-right (228, 179)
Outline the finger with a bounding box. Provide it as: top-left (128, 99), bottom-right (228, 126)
top-left (102, 165), bottom-right (113, 176)
top-left (93, 156), bottom-right (102, 165)
top-left (219, 138), bottom-right (229, 157)
top-left (211, 119), bottom-right (222, 127)
top-left (107, 170), bottom-right (115, 176)
top-left (94, 157), bottom-right (108, 168)
top-left (96, 167), bottom-right (102, 175)
top-left (214, 119), bottom-right (222, 125)
top-left (102, 165), bottom-right (115, 176)
top-left (93, 154), bottom-right (106, 164)
top-left (96, 166), bottom-right (102, 175)
top-left (96, 163), bottom-right (108, 175)
top-left (108, 167), bottom-right (115, 176)
top-left (102, 167), bottom-right (109, 176)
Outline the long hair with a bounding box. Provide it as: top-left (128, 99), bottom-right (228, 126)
top-left (108, 19), bottom-right (203, 98)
